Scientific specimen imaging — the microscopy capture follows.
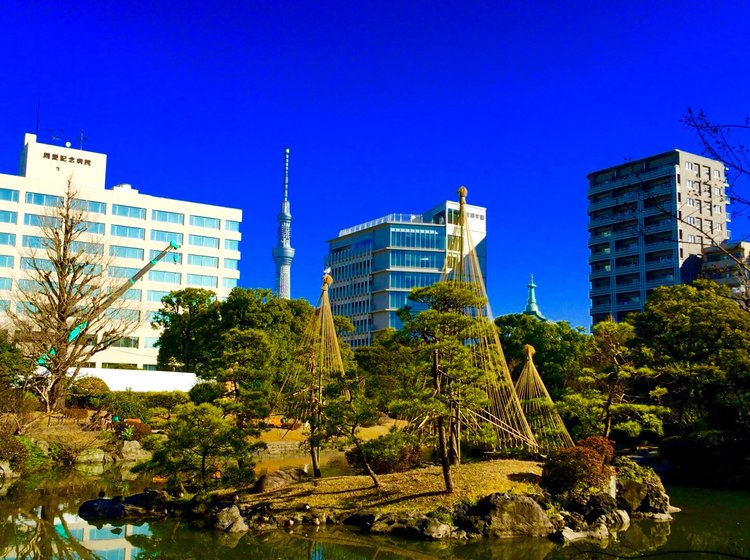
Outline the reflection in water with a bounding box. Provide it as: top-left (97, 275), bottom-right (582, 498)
top-left (1, 473), bottom-right (749, 560)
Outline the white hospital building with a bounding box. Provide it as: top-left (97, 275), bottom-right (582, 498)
top-left (0, 133), bottom-right (242, 371)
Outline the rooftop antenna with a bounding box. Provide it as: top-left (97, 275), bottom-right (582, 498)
top-left (79, 130), bottom-right (88, 150)
top-left (35, 99), bottom-right (40, 137)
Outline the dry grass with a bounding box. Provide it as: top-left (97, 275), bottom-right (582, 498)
top-left (236, 459), bottom-right (543, 517)
top-left (256, 419), bottom-right (403, 444)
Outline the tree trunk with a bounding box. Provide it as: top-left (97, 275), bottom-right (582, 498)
top-left (437, 416), bottom-right (454, 494)
top-left (448, 402), bottom-right (460, 466)
top-left (352, 433), bottom-right (380, 488)
top-left (309, 422), bottom-right (322, 478)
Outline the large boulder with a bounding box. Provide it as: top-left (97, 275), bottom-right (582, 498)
top-left (78, 498), bottom-right (147, 520)
top-left (214, 505), bottom-right (249, 533)
top-left (456, 493), bottom-right (553, 538)
top-left (252, 467), bottom-right (310, 493)
top-left (120, 440), bottom-right (152, 463)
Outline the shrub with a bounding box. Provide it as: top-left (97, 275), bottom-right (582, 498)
top-left (577, 436), bottom-right (615, 464)
top-left (541, 446), bottom-right (613, 501)
top-left (0, 434), bottom-right (29, 471)
top-left (17, 436), bottom-right (49, 472)
top-left (114, 420), bottom-right (152, 442)
top-left (612, 456), bottom-right (658, 484)
top-left (140, 433), bottom-right (167, 451)
top-left (189, 382), bottom-right (227, 405)
top-left (345, 430), bottom-right (422, 474)
top-left (103, 390), bottom-right (148, 421)
top-left (68, 376), bottom-right (110, 409)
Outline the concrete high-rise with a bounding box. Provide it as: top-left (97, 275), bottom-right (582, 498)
top-left (587, 150), bottom-right (730, 324)
top-left (272, 148), bottom-right (294, 299)
top-left (0, 133), bottom-right (242, 370)
top-left (326, 195), bottom-right (487, 348)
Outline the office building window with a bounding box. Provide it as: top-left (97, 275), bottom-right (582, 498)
top-left (144, 337), bottom-right (160, 349)
top-left (109, 266), bottom-right (139, 279)
top-left (111, 337), bottom-right (139, 348)
top-left (80, 221), bottom-right (105, 234)
top-left (188, 234), bottom-right (219, 249)
top-left (224, 258), bottom-right (239, 270)
top-left (148, 270), bottom-right (181, 284)
top-left (0, 233), bottom-right (14, 246)
top-left (24, 213), bottom-right (61, 227)
top-left (389, 271), bottom-right (441, 289)
top-left (112, 204), bottom-right (146, 219)
top-left (190, 215), bottom-right (220, 229)
top-left (22, 235), bottom-right (49, 249)
top-left (187, 273), bottom-right (218, 288)
top-left (71, 241), bottom-right (104, 255)
top-left (111, 224), bottom-right (145, 239)
top-left (188, 254), bottom-right (219, 268)
top-left (390, 227), bottom-right (444, 249)
top-left (224, 239), bottom-right (239, 251)
top-left (110, 245), bottom-right (144, 260)
top-left (0, 188), bottom-right (19, 202)
top-left (225, 220), bottom-right (240, 232)
top-left (223, 277), bottom-right (238, 289)
top-left (0, 210), bottom-right (17, 224)
top-left (105, 308), bottom-right (141, 322)
top-left (25, 192), bottom-right (62, 207)
top-left (152, 209), bottom-right (184, 224)
top-left (148, 290), bottom-right (171, 302)
top-left (390, 250), bottom-right (444, 269)
top-left (150, 249), bottom-right (182, 264)
top-left (119, 289), bottom-right (142, 301)
top-left (22, 257), bottom-right (53, 271)
top-left (73, 198), bottom-right (106, 214)
top-left (0, 277), bottom-right (11, 290)
top-left (151, 230), bottom-right (184, 244)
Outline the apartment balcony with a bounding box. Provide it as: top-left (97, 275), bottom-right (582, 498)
top-left (613, 244), bottom-right (640, 257)
top-left (588, 212), bottom-right (638, 228)
top-left (589, 252), bottom-right (611, 263)
top-left (611, 227), bottom-right (641, 240)
top-left (640, 204), bottom-right (674, 218)
top-left (643, 220), bottom-right (673, 234)
top-left (590, 268), bottom-right (613, 279)
top-left (644, 240), bottom-right (675, 251)
top-left (613, 263), bottom-right (641, 273)
top-left (588, 232), bottom-right (613, 245)
top-left (591, 302), bottom-right (614, 314)
top-left (644, 258), bottom-right (676, 271)
top-left (587, 166), bottom-right (675, 196)
top-left (590, 285), bottom-right (612, 296)
top-left (616, 299), bottom-right (642, 310)
top-left (615, 280), bottom-right (640, 289)
top-left (644, 277), bottom-right (677, 289)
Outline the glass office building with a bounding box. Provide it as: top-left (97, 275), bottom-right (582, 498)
top-left (326, 199), bottom-right (487, 347)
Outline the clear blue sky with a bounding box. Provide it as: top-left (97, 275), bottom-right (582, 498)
top-left (2, 0), bottom-right (749, 329)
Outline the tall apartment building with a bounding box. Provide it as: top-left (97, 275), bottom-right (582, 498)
top-left (701, 241), bottom-right (750, 297)
top-left (0, 133), bottom-right (242, 370)
top-left (588, 150), bottom-right (729, 324)
top-left (326, 196), bottom-right (487, 348)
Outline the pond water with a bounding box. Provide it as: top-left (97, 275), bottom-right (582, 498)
top-left (1, 466), bottom-right (748, 560)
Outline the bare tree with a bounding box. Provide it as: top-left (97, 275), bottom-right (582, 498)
top-left (683, 107), bottom-right (750, 212)
top-left (7, 181), bottom-right (142, 412)
top-left (682, 108), bottom-right (750, 307)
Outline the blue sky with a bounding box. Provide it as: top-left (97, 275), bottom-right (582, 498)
top-left (2, 0), bottom-right (749, 329)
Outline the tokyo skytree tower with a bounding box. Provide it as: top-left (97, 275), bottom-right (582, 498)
top-left (272, 147), bottom-right (295, 299)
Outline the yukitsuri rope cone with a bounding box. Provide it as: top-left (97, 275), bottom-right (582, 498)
top-left (440, 186), bottom-right (538, 457)
top-left (515, 344), bottom-right (574, 453)
top-left (277, 272), bottom-right (346, 477)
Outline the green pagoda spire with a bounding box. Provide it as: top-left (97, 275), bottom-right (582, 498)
top-left (523, 275), bottom-right (550, 322)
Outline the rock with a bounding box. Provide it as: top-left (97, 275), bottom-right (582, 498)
top-left (252, 467), bottom-right (310, 493)
top-left (617, 479), bottom-right (648, 512)
top-left (638, 478), bottom-right (671, 514)
top-left (76, 449), bottom-right (107, 464)
top-left (343, 511), bottom-right (379, 530)
top-left (560, 522), bottom-right (610, 542)
top-left (456, 493), bottom-right (553, 538)
top-left (0, 460), bottom-right (22, 479)
top-left (418, 518), bottom-right (453, 540)
top-left (580, 493), bottom-right (618, 524)
top-left (120, 440), bottom-right (152, 462)
top-left (214, 506), bottom-right (249, 533)
top-left (78, 498), bottom-right (147, 520)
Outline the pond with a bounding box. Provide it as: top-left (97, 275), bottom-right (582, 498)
top-left (1, 467), bottom-right (748, 560)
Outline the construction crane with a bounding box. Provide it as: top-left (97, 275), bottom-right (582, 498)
top-left (37, 240), bottom-right (181, 366)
